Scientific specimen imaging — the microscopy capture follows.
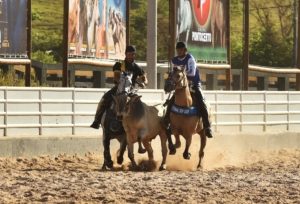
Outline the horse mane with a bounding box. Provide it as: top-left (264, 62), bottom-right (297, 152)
top-left (117, 72), bottom-right (132, 94)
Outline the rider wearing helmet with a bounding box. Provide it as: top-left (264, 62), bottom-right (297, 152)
top-left (164, 41), bottom-right (213, 138)
top-left (90, 45), bottom-right (145, 129)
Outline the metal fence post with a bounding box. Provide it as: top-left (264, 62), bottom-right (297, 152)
top-left (263, 91), bottom-right (267, 131)
top-left (287, 92), bottom-right (290, 131)
top-left (4, 89), bottom-right (7, 136)
top-left (239, 91), bottom-right (242, 132)
top-left (72, 88), bottom-right (75, 135)
top-left (39, 88), bottom-right (42, 135)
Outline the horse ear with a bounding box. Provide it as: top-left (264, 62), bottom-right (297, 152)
top-left (127, 96), bottom-right (131, 102)
top-left (132, 94), bottom-right (142, 102)
top-left (135, 95), bottom-right (142, 102)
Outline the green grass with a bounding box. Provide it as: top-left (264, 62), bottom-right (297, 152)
top-left (31, 0), bottom-right (64, 63)
top-left (32, 0), bottom-right (63, 34)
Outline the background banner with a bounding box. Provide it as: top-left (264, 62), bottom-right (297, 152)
top-left (68, 0), bottom-right (126, 60)
top-left (0, 0), bottom-right (28, 57)
top-left (176, 0), bottom-right (228, 62)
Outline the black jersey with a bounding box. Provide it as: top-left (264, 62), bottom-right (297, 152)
top-left (113, 60), bottom-right (145, 86)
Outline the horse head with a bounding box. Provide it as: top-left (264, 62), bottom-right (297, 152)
top-left (164, 71), bottom-right (176, 93)
top-left (164, 66), bottom-right (188, 92)
top-left (112, 93), bottom-right (130, 121)
top-left (172, 66), bottom-right (188, 90)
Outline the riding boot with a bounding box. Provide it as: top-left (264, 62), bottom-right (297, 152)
top-left (90, 98), bottom-right (107, 129)
top-left (195, 88), bottom-right (213, 138)
top-left (90, 87), bottom-right (117, 129)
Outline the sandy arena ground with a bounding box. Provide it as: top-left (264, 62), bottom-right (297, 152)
top-left (0, 134), bottom-right (299, 203)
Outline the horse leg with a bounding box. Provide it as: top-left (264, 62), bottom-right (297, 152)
top-left (127, 138), bottom-right (138, 170)
top-left (142, 140), bottom-right (154, 161)
top-left (138, 130), bottom-right (146, 154)
top-left (183, 134), bottom-right (192, 160)
top-left (167, 130), bottom-right (176, 155)
top-left (102, 130), bottom-right (113, 170)
top-left (197, 130), bottom-right (207, 169)
top-left (159, 134), bottom-right (168, 171)
top-left (174, 134), bottom-right (181, 148)
top-left (117, 135), bottom-right (127, 165)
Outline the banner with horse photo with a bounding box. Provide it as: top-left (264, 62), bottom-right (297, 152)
top-left (68, 0), bottom-right (126, 60)
top-left (0, 0), bottom-right (28, 58)
top-left (176, 0), bottom-right (228, 63)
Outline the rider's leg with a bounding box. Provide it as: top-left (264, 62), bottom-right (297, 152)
top-left (194, 87), bottom-right (213, 138)
top-left (163, 95), bottom-right (176, 154)
top-left (163, 95), bottom-right (175, 129)
top-left (90, 86), bottom-right (117, 129)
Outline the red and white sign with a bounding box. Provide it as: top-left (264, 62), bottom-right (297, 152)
top-left (192, 0), bottom-right (212, 28)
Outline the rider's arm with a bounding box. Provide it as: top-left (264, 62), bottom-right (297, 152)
top-left (186, 56), bottom-right (197, 77)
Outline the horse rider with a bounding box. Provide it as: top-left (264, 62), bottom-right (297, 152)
top-left (164, 41), bottom-right (213, 138)
top-left (90, 45), bottom-right (145, 129)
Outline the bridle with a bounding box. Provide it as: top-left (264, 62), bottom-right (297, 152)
top-left (172, 67), bottom-right (188, 90)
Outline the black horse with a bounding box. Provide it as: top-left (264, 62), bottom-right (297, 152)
top-left (100, 94), bottom-right (127, 169)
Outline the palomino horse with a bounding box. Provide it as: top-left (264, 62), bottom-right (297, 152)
top-left (100, 72), bottom-right (147, 170)
top-left (164, 67), bottom-right (207, 169)
top-left (113, 94), bottom-right (168, 171)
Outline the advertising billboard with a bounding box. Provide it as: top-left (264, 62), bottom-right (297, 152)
top-left (0, 0), bottom-right (28, 57)
top-left (68, 0), bottom-right (126, 60)
top-left (176, 0), bottom-right (228, 62)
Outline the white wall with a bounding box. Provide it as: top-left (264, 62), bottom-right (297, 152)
top-left (0, 87), bottom-right (299, 136)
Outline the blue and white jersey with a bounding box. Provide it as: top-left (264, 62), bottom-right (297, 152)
top-left (171, 53), bottom-right (201, 87)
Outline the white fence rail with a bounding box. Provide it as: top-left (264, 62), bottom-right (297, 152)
top-left (0, 87), bottom-right (300, 136)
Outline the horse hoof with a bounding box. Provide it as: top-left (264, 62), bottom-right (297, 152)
top-left (131, 165), bottom-right (140, 171)
top-left (101, 164), bottom-right (107, 171)
top-left (169, 148), bottom-right (176, 155)
top-left (117, 156), bottom-right (124, 165)
top-left (159, 164), bottom-right (167, 171)
top-left (197, 164), bottom-right (203, 170)
top-left (183, 152), bottom-right (191, 160)
top-left (106, 160), bottom-right (114, 169)
top-left (102, 163), bottom-right (112, 171)
top-left (138, 148), bottom-right (147, 154)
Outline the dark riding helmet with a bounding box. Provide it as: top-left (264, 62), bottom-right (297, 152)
top-left (176, 41), bottom-right (187, 49)
top-left (125, 45), bottom-right (136, 53)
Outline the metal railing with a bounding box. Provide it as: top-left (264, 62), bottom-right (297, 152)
top-left (205, 91), bottom-right (300, 132)
top-left (0, 87), bottom-right (299, 136)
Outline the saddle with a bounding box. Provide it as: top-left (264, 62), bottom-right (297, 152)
top-left (170, 92), bottom-right (199, 116)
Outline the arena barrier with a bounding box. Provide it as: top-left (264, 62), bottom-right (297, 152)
top-left (0, 87), bottom-right (299, 136)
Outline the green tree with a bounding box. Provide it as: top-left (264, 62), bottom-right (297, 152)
top-left (250, 28), bottom-right (293, 67)
top-left (130, 0), bottom-right (169, 61)
top-left (130, 0), bottom-right (147, 60)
